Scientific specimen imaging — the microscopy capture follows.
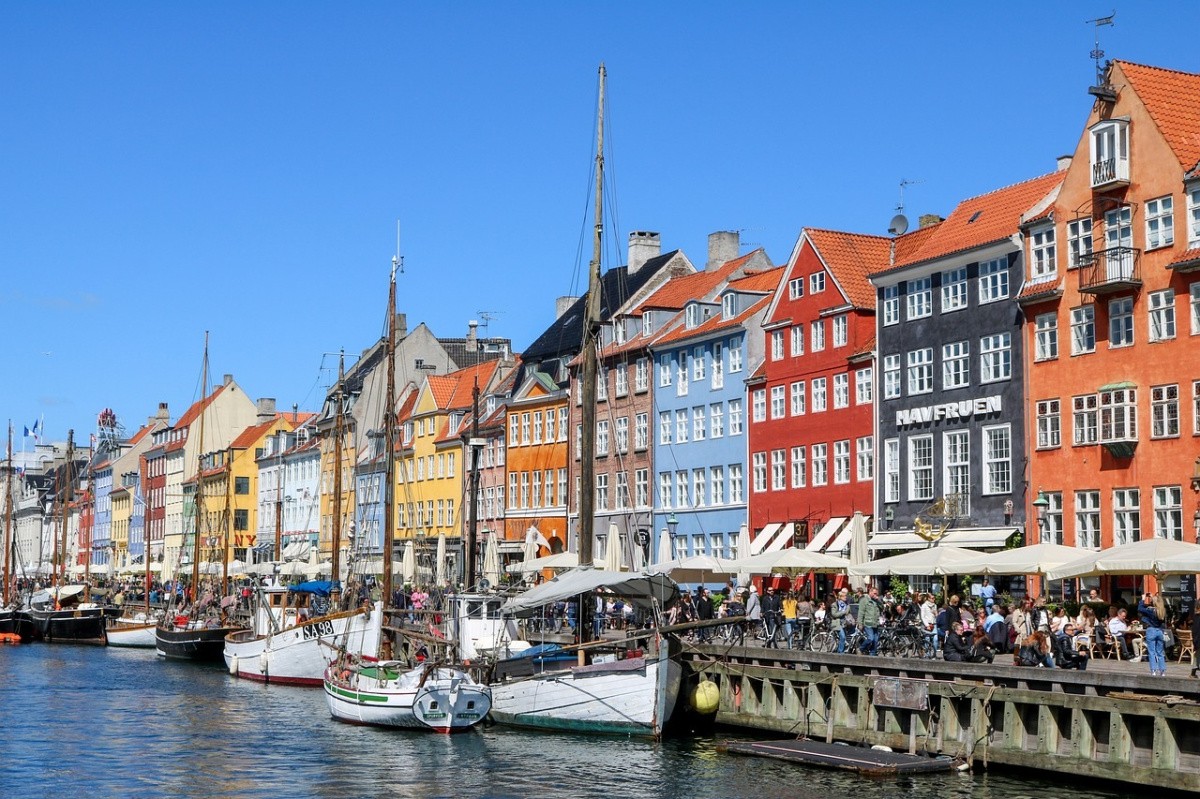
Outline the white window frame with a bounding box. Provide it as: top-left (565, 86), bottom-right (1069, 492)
top-left (790, 380), bottom-right (805, 416)
top-left (709, 403), bottom-right (723, 438)
top-left (635, 357), bottom-right (649, 392)
top-left (832, 314), bottom-right (848, 347)
top-left (729, 338), bottom-right (743, 372)
top-left (833, 373), bottom-right (849, 409)
top-left (810, 320), bottom-right (825, 352)
top-left (1151, 384), bottom-right (1179, 439)
top-left (1029, 225), bottom-right (1056, 279)
top-left (1153, 485), bottom-right (1183, 541)
top-left (907, 435), bottom-right (933, 501)
top-left (1036, 398), bottom-right (1061, 449)
top-left (856, 435), bottom-right (873, 482)
top-left (635, 412), bottom-right (648, 450)
top-left (883, 354), bottom-right (901, 399)
top-left (790, 326), bottom-right (804, 357)
top-left (810, 272), bottom-right (826, 294)
top-left (752, 453), bottom-right (767, 493)
top-left (729, 464), bottom-right (743, 504)
top-left (711, 343), bottom-right (724, 389)
top-left (1191, 283), bottom-right (1200, 336)
top-left (833, 439), bottom-right (850, 485)
top-left (751, 389), bottom-right (766, 423)
top-left (788, 277), bottom-right (804, 300)
top-left (811, 443), bottom-right (828, 486)
top-left (906, 348), bottom-right (933, 395)
top-left (979, 332), bottom-right (1011, 383)
top-left (771, 449), bottom-right (786, 491)
top-left (1075, 490), bottom-right (1100, 549)
top-left (1113, 487), bottom-right (1140, 546)
top-left (1072, 394), bottom-right (1098, 446)
top-left (940, 267), bottom-right (967, 312)
top-left (659, 353), bottom-right (671, 387)
top-left (982, 424), bottom-right (1012, 495)
top-left (1035, 313), bottom-right (1058, 361)
top-left (884, 438), bottom-right (900, 504)
top-left (728, 399), bottom-right (743, 435)
top-left (615, 365), bottom-right (628, 397)
top-left (811, 377), bottom-right (827, 413)
top-left (1145, 195), bottom-right (1174, 250)
top-left (770, 386), bottom-right (786, 419)
top-left (790, 446), bottom-right (806, 488)
top-left (943, 430), bottom-right (970, 515)
top-left (1067, 218), bottom-right (1093, 269)
top-left (1070, 305), bottom-right (1095, 355)
top-left (978, 257), bottom-right (1009, 303)
top-left (882, 285), bottom-right (900, 326)
top-left (675, 410), bottom-right (688, 444)
top-left (906, 277), bottom-right (932, 320)
top-left (855, 367), bottom-right (872, 405)
top-left (1148, 289), bottom-right (1176, 342)
top-left (770, 330), bottom-right (784, 361)
top-left (709, 467), bottom-right (724, 506)
top-left (692, 406), bottom-right (706, 441)
top-left (1099, 386), bottom-right (1137, 444)
top-left (942, 340), bottom-right (969, 390)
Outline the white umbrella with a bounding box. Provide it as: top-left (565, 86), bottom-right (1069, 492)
top-left (656, 527), bottom-right (673, 565)
top-left (602, 523), bottom-right (624, 572)
top-left (400, 542), bottom-right (416, 584)
top-left (648, 554), bottom-right (738, 583)
top-left (735, 522), bottom-right (752, 559)
top-left (227, 559), bottom-right (248, 575)
top-left (1157, 550), bottom-right (1200, 575)
top-left (90, 563), bottom-right (111, 575)
top-left (483, 533), bottom-right (503, 588)
top-left (955, 542), bottom-right (1082, 577)
top-left (506, 551), bottom-right (581, 574)
top-left (355, 559), bottom-right (384, 575)
top-left (1045, 538), bottom-right (1200, 581)
top-left (728, 548), bottom-right (850, 575)
top-left (521, 526), bottom-right (541, 565)
top-left (848, 511), bottom-right (869, 591)
top-left (435, 533), bottom-right (447, 586)
top-left (849, 546), bottom-right (981, 577)
top-left (277, 561), bottom-right (307, 578)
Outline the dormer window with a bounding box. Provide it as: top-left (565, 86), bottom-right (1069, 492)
top-left (1029, 224), bottom-right (1057, 280)
top-left (722, 293), bottom-right (735, 320)
top-left (614, 318), bottom-right (627, 344)
top-left (642, 311), bottom-right (655, 338)
top-left (1090, 119), bottom-right (1129, 189)
top-left (685, 303), bottom-right (700, 329)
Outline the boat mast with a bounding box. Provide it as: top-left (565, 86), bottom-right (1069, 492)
top-left (465, 379), bottom-right (480, 590)
top-left (330, 351), bottom-right (346, 604)
top-left (191, 333), bottom-right (209, 609)
top-left (58, 430), bottom-right (74, 592)
top-left (382, 249), bottom-right (399, 634)
top-left (3, 421), bottom-right (13, 606)
top-left (220, 446), bottom-right (232, 598)
top-left (577, 63), bottom-right (605, 572)
top-left (141, 454), bottom-right (151, 616)
top-left (83, 439), bottom-right (93, 601)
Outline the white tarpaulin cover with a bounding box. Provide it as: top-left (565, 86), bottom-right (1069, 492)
top-left (849, 546), bottom-right (982, 577)
top-left (499, 569), bottom-right (679, 618)
top-left (955, 542), bottom-right (1082, 577)
top-left (1044, 538), bottom-right (1200, 581)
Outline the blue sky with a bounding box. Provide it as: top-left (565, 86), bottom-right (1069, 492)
top-left (2, 2), bottom-right (1196, 444)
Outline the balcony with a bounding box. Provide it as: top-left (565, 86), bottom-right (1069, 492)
top-left (1078, 246), bottom-right (1141, 295)
top-left (1091, 155), bottom-right (1130, 189)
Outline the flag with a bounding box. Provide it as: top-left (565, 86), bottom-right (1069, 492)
top-left (23, 426), bottom-right (30, 438)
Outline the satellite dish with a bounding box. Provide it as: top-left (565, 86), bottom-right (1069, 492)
top-left (888, 214), bottom-right (910, 236)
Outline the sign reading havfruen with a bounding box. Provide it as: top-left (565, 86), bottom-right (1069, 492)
top-left (895, 395), bottom-right (1002, 428)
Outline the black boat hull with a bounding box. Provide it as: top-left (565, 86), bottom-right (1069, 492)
top-left (27, 607), bottom-right (108, 645)
top-left (156, 624), bottom-right (243, 661)
top-left (0, 609), bottom-right (37, 643)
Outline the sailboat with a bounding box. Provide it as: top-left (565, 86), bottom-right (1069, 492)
top-left (0, 422), bottom-right (34, 643)
top-left (26, 429), bottom-right (111, 644)
top-left (224, 354), bottom-right (384, 685)
top-left (155, 335), bottom-right (248, 661)
top-left (324, 237), bottom-right (490, 732)
top-left (484, 65), bottom-right (684, 737)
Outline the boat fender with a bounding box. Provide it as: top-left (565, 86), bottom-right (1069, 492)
top-left (228, 655), bottom-right (239, 676)
top-left (260, 650), bottom-right (271, 674)
top-left (690, 680), bottom-right (720, 715)
top-left (870, 744), bottom-right (893, 753)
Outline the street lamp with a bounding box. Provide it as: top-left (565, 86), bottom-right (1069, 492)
top-left (1193, 509), bottom-right (1200, 542)
top-left (665, 513), bottom-right (679, 559)
top-left (1031, 490), bottom-right (1050, 543)
top-left (884, 506), bottom-right (894, 531)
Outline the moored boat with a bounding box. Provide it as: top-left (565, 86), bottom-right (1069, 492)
top-left (107, 612), bottom-right (159, 648)
top-left (0, 608), bottom-right (36, 643)
top-left (324, 656), bottom-right (491, 733)
top-left (27, 586), bottom-right (109, 645)
top-left (224, 583), bottom-right (383, 685)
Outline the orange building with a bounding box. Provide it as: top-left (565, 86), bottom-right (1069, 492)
top-left (503, 370), bottom-right (569, 555)
top-left (1019, 61), bottom-right (1200, 599)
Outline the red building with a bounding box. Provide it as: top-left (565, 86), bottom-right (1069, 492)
top-left (748, 228), bottom-right (898, 553)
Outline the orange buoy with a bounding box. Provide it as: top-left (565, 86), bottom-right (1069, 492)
top-left (0, 632), bottom-right (22, 644)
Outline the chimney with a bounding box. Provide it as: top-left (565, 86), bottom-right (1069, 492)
top-left (627, 231), bottom-right (661, 274)
top-left (556, 296), bottom-right (579, 319)
top-left (467, 320), bottom-right (478, 350)
top-left (256, 397), bottom-right (277, 423)
top-left (223, 373), bottom-right (233, 386)
top-left (706, 230), bottom-right (740, 271)
top-left (918, 214), bottom-right (944, 229)
top-left (154, 402), bottom-right (169, 424)
top-left (1056, 154), bottom-right (1073, 172)
top-left (394, 312), bottom-right (408, 338)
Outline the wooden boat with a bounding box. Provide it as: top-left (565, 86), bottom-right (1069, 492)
top-left (156, 335), bottom-right (248, 660)
top-left (107, 612), bottom-right (159, 648)
top-left (0, 609), bottom-right (35, 643)
top-left (488, 569), bottom-right (682, 737)
top-left (224, 584), bottom-right (383, 685)
top-left (27, 585), bottom-right (109, 645)
top-left (324, 656), bottom-right (491, 733)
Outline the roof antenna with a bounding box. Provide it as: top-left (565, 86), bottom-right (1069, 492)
top-left (889, 178), bottom-right (918, 236)
top-left (392, 220), bottom-right (404, 275)
top-left (1086, 12), bottom-right (1116, 101)
top-left (476, 310), bottom-right (499, 335)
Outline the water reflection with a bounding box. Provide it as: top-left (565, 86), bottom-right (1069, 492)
top-left (0, 645), bottom-right (1129, 799)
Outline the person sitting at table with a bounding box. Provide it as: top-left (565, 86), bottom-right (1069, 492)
top-left (1053, 622), bottom-right (1089, 669)
top-left (943, 620), bottom-right (970, 662)
top-left (1108, 607), bottom-right (1138, 660)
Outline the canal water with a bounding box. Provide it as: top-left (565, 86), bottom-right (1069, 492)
top-left (0, 644), bottom-right (1130, 799)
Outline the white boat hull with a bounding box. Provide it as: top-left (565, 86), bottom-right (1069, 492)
top-left (489, 646), bottom-right (682, 737)
top-left (224, 603), bottom-right (383, 687)
top-left (106, 620), bottom-right (158, 648)
top-left (324, 661), bottom-right (491, 733)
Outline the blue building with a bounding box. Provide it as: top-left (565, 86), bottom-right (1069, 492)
top-left (649, 266), bottom-right (779, 566)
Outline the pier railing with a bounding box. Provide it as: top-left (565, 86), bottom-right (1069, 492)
top-left (682, 644), bottom-right (1200, 791)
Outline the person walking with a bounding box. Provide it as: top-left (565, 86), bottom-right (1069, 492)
top-left (830, 589), bottom-right (852, 653)
top-left (858, 586), bottom-right (883, 656)
top-left (1138, 591), bottom-right (1167, 676)
top-left (761, 586), bottom-right (783, 647)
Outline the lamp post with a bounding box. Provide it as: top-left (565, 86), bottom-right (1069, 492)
top-left (1031, 490), bottom-right (1050, 544)
top-left (666, 512), bottom-right (679, 559)
top-left (884, 506), bottom-right (894, 531)
top-left (1193, 509), bottom-right (1200, 543)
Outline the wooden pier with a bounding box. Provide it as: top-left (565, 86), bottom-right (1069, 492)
top-left (681, 643), bottom-right (1200, 792)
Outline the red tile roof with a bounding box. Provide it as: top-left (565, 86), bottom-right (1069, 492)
top-left (885, 172), bottom-right (1065, 272)
top-left (1118, 61), bottom-right (1200, 171)
top-left (652, 294), bottom-right (774, 349)
top-left (174, 384), bottom-right (226, 430)
top-left (231, 419), bottom-right (280, 449)
top-left (804, 229), bottom-right (893, 308)
top-left (128, 423), bottom-right (156, 447)
top-left (1169, 246), bottom-right (1200, 269)
top-left (639, 251), bottom-right (757, 309)
top-left (727, 267), bottom-right (785, 293)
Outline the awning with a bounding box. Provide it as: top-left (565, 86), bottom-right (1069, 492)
top-left (497, 541), bottom-right (524, 553)
top-left (763, 523), bottom-right (793, 553)
top-left (282, 541), bottom-right (311, 560)
top-left (826, 517), bottom-right (870, 555)
top-left (867, 527), bottom-right (1019, 552)
top-left (805, 517), bottom-right (847, 552)
top-left (750, 523), bottom-right (783, 555)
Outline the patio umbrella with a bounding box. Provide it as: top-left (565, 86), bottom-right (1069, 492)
top-left (506, 551), bottom-right (580, 574)
top-left (1156, 549), bottom-right (1200, 575)
top-left (226, 559), bottom-right (248, 575)
top-left (656, 527), bottom-right (673, 565)
top-left (435, 533), bottom-right (447, 586)
top-left (483, 533), bottom-right (503, 588)
top-left (727, 548), bottom-right (850, 575)
top-left (647, 554), bottom-right (738, 583)
top-left (1044, 538), bottom-right (1200, 581)
top-left (735, 522), bottom-right (752, 560)
top-left (847, 511), bottom-right (870, 591)
top-left (602, 523), bottom-right (624, 572)
top-left (848, 546), bottom-right (982, 577)
top-left (521, 526), bottom-right (541, 565)
top-left (400, 542), bottom-right (416, 584)
top-left (955, 542), bottom-right (1081, 577)
top-left (277, 561), bottom-right (307, 578)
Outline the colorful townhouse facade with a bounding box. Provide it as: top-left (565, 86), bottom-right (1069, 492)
top-left (651, 264), bottom-right (781, 562)
top-left (1019, 62), bottom-right (1200, 595)
top-left (503, 371), bottom-right (569, 557)
top-left (254, 415), bottom-right (320, 565)
top-left (748, 228), bottom-right (891, 557)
